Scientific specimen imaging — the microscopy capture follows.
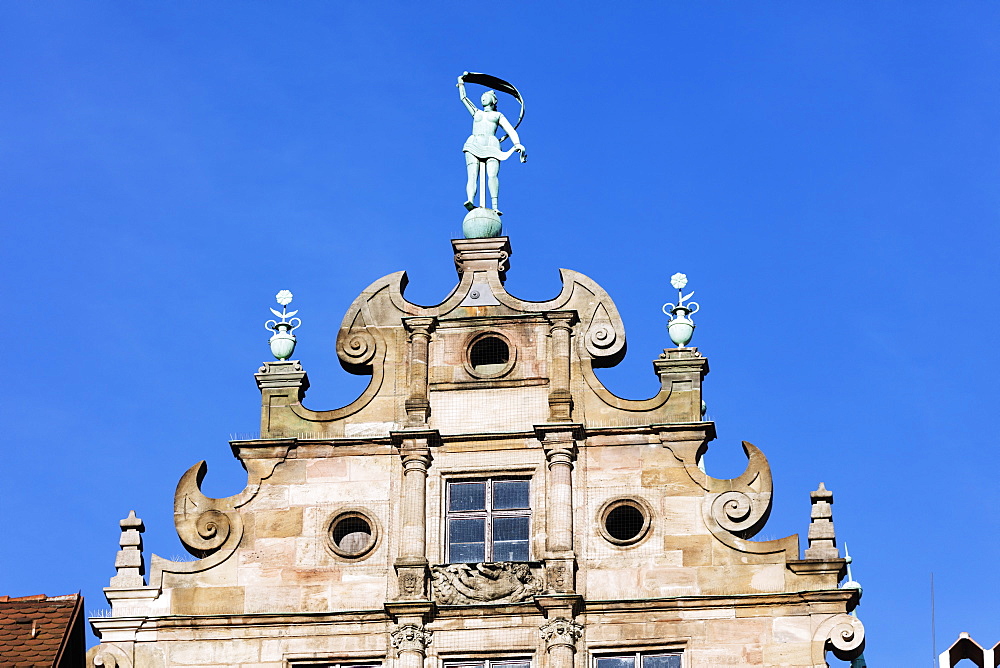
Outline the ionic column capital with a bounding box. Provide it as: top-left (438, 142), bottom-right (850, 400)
top-left (535, 424), bottom-right (582, 465)
top-left (403, 316), bottom-right (437, 338)
top-left (400, 451), bottom-right (432, 473)
top-left (545, 311), bottom-right (578, 332)
top-left (390, 624), bottom-right (432, 656)
top-left (391, 430), bottom-right (439, 469)
top-left (539, 617), bottom-right (583, 650)
top-left (544, 446), bottom-right (576, 469)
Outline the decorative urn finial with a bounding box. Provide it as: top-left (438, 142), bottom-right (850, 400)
top-left (264, 290), bottom-right (301, 360)
top-left (662, 273), bottom-right (700, 348)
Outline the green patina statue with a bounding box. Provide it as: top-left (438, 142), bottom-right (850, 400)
top-left (458, 72), bottom-right (527, 215)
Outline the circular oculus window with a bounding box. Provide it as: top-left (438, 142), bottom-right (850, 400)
top-left (326, 509), bottom-right (379, 559)
top-left (598, 497), bottom-right (653, 546)
top-left (465, 333), bottom-right (516, 378)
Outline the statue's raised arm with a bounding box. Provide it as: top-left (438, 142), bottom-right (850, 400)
top-left (457, 74), bottom-right (477, 116)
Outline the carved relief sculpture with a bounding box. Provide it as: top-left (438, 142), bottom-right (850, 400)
top-left (431, 562), bottom-right (542, 604)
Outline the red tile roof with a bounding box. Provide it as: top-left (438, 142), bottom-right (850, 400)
top-left (0, 594), bottom-right (84, 668)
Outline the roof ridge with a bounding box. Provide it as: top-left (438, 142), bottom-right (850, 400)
top-left (0, 593), bottom-right (80, 603)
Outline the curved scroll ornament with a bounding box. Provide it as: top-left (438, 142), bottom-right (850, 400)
top-left (710, 487), bottom-right (770, 540)
top-left (660, 434), bottom-right (796, 556)
top-left (698, 441), bottom-right (773, 540)
top-left (812, 614), bottom-right (865, 664)
top-left (338, 310), bottom-right (378, 372)
top-left (173, 461), bottom-right (243, 558)
top-left (584, 302), bottom-right (626, 366)
top-left (148, 456), bottom-right (284, 586)
top-left (86, 644), bottom-right (133, 668)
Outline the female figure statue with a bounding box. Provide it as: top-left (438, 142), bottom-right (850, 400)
top-left (458, 74), bottom-right (526, 213)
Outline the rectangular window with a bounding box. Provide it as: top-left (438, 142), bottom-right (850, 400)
top-left (445, 660), bottom-right (530, 668)
top-left (446, 478), bottom-right (530, 563)
top-left (595, 653), bottom-right (681, 668)
top-left (291, 663), bottom-right (381, 668)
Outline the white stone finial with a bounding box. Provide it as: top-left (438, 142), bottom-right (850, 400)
top-left (109, 510), bottom-right (146, 588)
top-left (804, 482), bottom-right (839, 560)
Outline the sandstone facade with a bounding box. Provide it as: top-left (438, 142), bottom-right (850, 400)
top-left (88, 237), bottom-right (864, 667)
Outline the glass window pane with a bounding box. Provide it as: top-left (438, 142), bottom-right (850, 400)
top-left (450, 482), bottom-right (486, 511)
top-left (449, 518), bottom-right (485, 563)
top-left (450, 518), bottom-right (485, 543)
top-left (493, 480), bottom-right (529, 509)
top-left (492, 540), bottom-right (529, 562)
top-left (493, 516), bottom-right (529, 541)
top-left (493, 662), bottom-right (529, 668)
top-left (643, 656), bottom-right (680, 668)
top-left (450, 542), bottom-right (486, 563)
top-left (597, 658), bottom-right (635, 668)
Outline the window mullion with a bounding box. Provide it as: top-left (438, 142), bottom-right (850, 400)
top-left (485, 508), bottom-right (493, 562)
top-left (486, 480), bottom-right (493, 562)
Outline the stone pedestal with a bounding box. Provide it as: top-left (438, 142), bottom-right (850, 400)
top-left (254, 360), bottom-right (310, 437)
top-left (453, 236), bottom-right (511, 282)
top-left (653, 347), bottom-right (709, 422)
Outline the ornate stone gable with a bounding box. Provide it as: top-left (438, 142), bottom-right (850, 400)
top-left (87, 234), bottom-right (864, 667)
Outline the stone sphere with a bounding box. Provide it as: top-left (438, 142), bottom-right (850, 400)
top-left (462, 208), bottom-right (503, 239)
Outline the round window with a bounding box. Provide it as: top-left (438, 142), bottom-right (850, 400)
top-left (465, 333), bottom-right (515, 378)
top-left (326, 510), bottom-right (378, 559)
top-left (598, 498), bottom-right (652, 546)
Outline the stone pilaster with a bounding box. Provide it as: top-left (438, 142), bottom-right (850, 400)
top-left (804, 482), bottom-right (839, 559)
top-left (545, 312), bottom-right (577, 422)
top-left (391, 430), bottom-right (437, 602)
top-left (536, 424), bottom-right (581, 595)
top-left (403, 317), bottom-right (436, 426)
top-left (254, 360), bottom-right (310, 437)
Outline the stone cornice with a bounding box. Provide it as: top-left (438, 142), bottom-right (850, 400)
top-left (91, 588), bottom-right (858, 635)
top-left (384, 600), bottom-right (436, 623)
top-left (584, 589), bottom-right (858, 613)
top-left (786, 558), bottom-right (848, 578)
top-left (390, 429), bottom-right (442, 449)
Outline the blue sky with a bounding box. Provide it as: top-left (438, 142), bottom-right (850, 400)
top-left (2, 3), bottom-right (998, 665)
